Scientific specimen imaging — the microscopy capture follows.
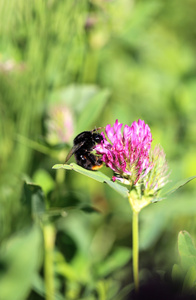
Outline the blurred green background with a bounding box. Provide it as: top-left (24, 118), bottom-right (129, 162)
top-left (0, 0), bottom-right (196, 299)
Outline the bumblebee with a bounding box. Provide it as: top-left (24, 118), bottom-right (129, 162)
top-left (65, 128), bottom-right (103, 170)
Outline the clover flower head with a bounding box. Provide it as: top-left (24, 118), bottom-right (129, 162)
top-left (95, 119), bottom-right (153, 183)
top-left (95, 119), bottom-right (169, 199)
top-left (45, 105), bottom-right (74, 145)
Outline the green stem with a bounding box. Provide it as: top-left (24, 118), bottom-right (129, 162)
top-left (97, 281), bottom-right (106, 300)
top-left (132, 210), bottom-right (139, 292)
top-left (129, 191), bottom-right (151, 292)
top-left (43, 223), bottom-right (55, 300)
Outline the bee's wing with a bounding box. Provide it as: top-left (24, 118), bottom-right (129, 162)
top-left (64, 141), bottom-right (85, 163)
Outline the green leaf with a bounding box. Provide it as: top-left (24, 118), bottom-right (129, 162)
top-left (96, 247), bottom-right (132, 277)
top-left (77, 88), bottom-right (110, 131)
top-left (53, 164), bottom-right (72, 170)
top-left (57, 84), bottom-right (100, 111)
top-left (22, 182), bottom-right (46, 218)
top-left (54, 84), bottom-right (110, 131)
top-left (52, 163), bottom-right (129, 198)
top-left (182, 266), bottom-right (196, 292)
top-left (152, 175), bottom-right (196, 203)
top-left (178, 231), bottom-right (196, 270)
top-left (0, 226), bottom-right (43, 300)
top-left (164, 176), bottom-right (196, 196)
top-left (33, 169), bottom-right (55, 195)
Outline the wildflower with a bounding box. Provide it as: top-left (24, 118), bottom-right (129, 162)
top-left (45, 105), bottom-right (74, 145)
top-left (95, 119), bottom-right (169, 201)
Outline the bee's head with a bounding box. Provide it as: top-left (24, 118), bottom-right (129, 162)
top-left (93, 133), bottom-right (103, 144)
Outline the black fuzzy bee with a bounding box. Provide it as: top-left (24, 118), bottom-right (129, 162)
top-left (65, 128), bottom-right (103, 170)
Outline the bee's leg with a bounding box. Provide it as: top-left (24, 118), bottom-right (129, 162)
top-left (88, 153), bottom-right (103, 170)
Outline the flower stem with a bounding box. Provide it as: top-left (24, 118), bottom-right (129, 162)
top-left (43, 223), bottom-right (56, 300)
top-left (132, 210), bottom-right (139, 292)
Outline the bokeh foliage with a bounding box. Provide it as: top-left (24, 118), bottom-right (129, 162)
top-left (0, 0), bottom-right (196, 299)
